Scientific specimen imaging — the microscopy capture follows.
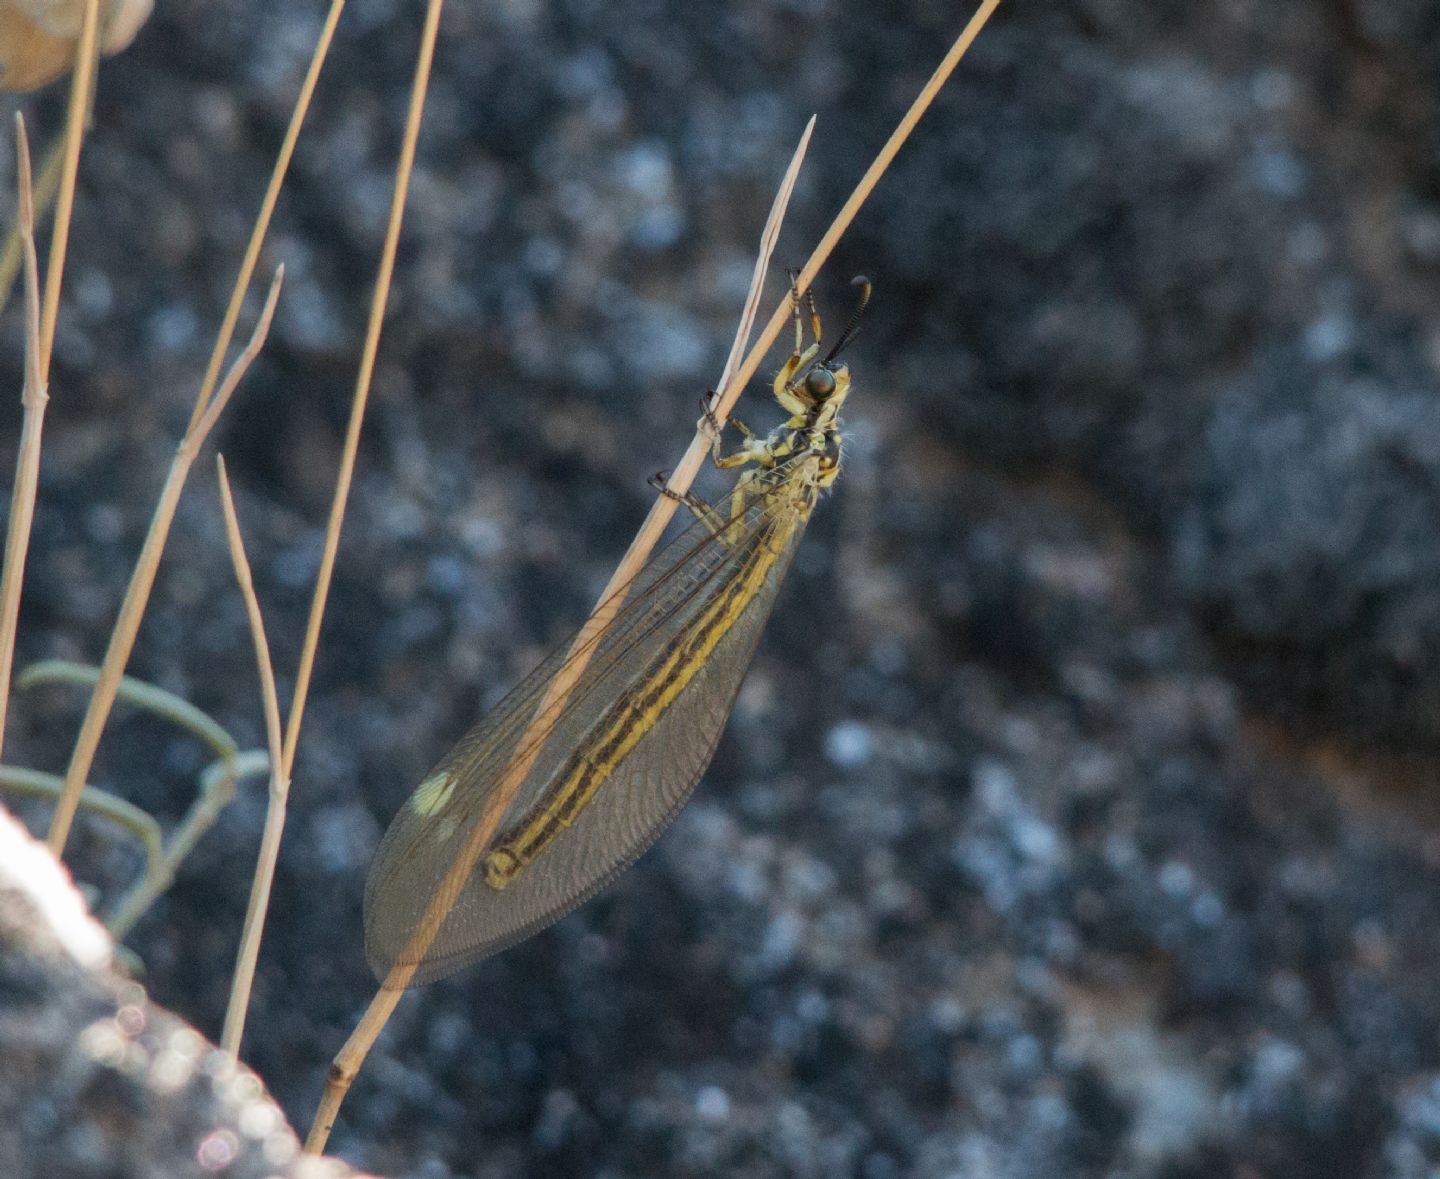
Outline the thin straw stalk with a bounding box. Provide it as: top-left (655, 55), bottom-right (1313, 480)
top-left (304, 111), bottom-right (812, 1156)
top-left (0, 131), bottom-right (63, 318)
top-left (215, 456), bottom-right (288, 1060)
top-left (304, 0), bottom-right (1003, 1152)
top-left (46, 268), bottom-right (284, 853)
top-left (291, 0), bottom-right (449, 1139)
top-left (184, 0), bottom-right (347, 432)
top-left (42, 0), bottom-right (347, 852)
top-left (279, 0), bottom-right (446, 782)
top-left (36, 0), bottom-right (100, 383)
top-left (0, 118), bottom-right (49, 764)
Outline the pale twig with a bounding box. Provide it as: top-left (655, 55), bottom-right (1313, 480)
top-left (297, 0), bottom-right (448, 1153)
top-left (165, 0), bottom-right (346, 1055)
top-left (45, 268), bottom-right (283, 855)
top-left (0, 117), bottom-right (50, 764)
top-left (714, 115), bottom-right (815, 397)
top-left (184, 0), bottom-right (348, 432)
top-left (0, 130), bottom-right (64, 319)
top-left (305, 0), bottom-right (1003, 1152)
top-left (37, 0), bottom-right (100, 383)
top-left (305, 105), bottom-right (814, 1156)
top-left (45, 0), bottom-right (346, 851)
top-left (190, 267), bottom-right (285, 441)
top-left (281, 0), bottom-right (446, 785)
top-left (659, 0), bottom-right (1005, 527)
top-left (214, 455), bottom-right (288, 1060)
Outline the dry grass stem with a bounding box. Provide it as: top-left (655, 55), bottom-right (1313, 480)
top-left (305, 110), bottom-right (814, 1156)
top-left (45, 267), bottom-right (284, 854)
top-left (308, 0), bottom-right (1001, 1152)
top-left (42, 0), bottom-right (344, 856)
top-left (0, 116), bottom-right (50, 764)
top-left (297, 0), bottom-right (448, 1152)
top-left (715, 116), bottom-right (815, 398)
top-left (28, 0), bottom-right (340, 848)
top-left (553, 0), bottom-right (1001, 637)
top-left (190, 267), bottom-right (286, 440)
top-left (281, 0), bottom-right (446, 783)
top-left (684, 0), bottom-right (1004, 496)
top-left (214, 454), bottom-right (288, 1060)
top-left (184, 0), bottom-right (347, 433)
top-left (0, 129), bottom-right (64, 318)
top-left (36, 0), bottom-right (100, 382)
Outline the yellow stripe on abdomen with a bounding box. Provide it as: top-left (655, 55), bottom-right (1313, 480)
top-left (482, 514), bottom-right (791, 890)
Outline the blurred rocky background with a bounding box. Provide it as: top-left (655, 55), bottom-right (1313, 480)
top-left (3, 0), bottom-right (1440, 1176)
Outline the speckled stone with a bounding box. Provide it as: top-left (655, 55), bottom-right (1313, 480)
top-left (0, 810), bottom-right (364, 1179)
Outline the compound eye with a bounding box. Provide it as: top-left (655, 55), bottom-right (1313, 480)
top-left (805, 367), bottom-right (837, 400)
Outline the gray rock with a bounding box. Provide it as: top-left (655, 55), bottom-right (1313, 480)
top-left (5, 1), bottom-right (1440, 1176)
top-left (0, 809), bottom-right (364, 1179)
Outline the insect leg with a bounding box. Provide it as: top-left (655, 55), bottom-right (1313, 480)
top-left (774, 271), bottom-right (819, 416)
top-left (699, 390), bottom-right (757, 470)
top-left (804, 284), bottom-right (823, 347)
top-left (701, 390), bottom-right (754, 439)
top-left (712, 430), bottom-right (778, 477)
top-left (648, 470), bottom-right (730, 538)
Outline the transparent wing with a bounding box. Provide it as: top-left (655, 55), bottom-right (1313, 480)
top-left (364, 458), bottom-right (818, 985)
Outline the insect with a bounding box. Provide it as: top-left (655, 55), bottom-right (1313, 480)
top-left (363, 277), bottom-right (872, 986)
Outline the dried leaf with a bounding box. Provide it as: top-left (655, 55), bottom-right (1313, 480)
top-left (0, 0), bottom-right (152, 92)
